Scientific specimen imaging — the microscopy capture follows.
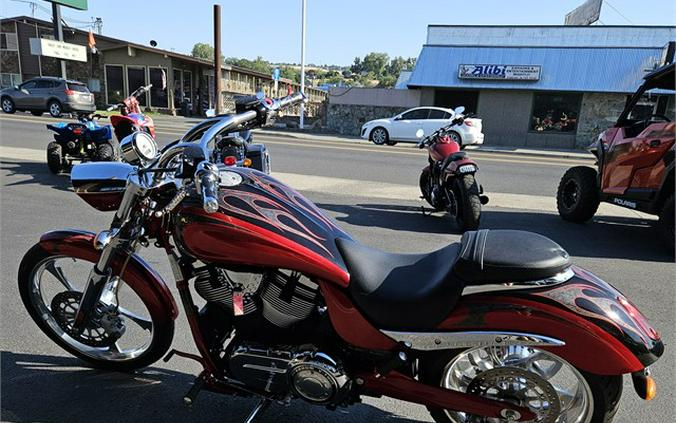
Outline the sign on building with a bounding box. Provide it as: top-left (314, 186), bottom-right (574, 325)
top-left (458, 64), bottom-right (541, 81)
top-left (49, 0), bottom-right (88, 11)
top-left (564, 0), bottom-right (603, 26)
top-left (29, 38), bottom-right (87, 62)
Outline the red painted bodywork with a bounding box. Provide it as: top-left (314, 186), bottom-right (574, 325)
top-left (429, 135), bottom-right (460, 162)
top-left (38, 229), bottom-right (178, 321)
top-left (74, 191), bottom-right (124, 212)
top-left (110, 114), bottom-right (156, 141)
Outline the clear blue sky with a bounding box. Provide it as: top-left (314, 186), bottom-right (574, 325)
top-left (2, 0), bottom-right (674, 66)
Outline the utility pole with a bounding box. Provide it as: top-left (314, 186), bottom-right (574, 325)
top-left (30, 2), bottom-right (37, 17)
top-left (299, 0), bottom-right (306, 129)
top-left (213, 4), bottom-right (222, 114)
top-left (94, 17), bottom-right (103, 35)
top-left (51, 2), bottom-right (67, 78)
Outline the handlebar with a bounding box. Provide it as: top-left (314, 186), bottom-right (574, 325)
top-left (195, 161), bottom-right (219, 213)
top-left (417, 115), bottom-right (466, 148)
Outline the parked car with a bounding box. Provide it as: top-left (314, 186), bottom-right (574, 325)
top-left (0, 77), bottom-right (95, 117)
top-left (556, 62), bottom-right (675, 252)
top-left (361, 106), bottom-right (484, 148)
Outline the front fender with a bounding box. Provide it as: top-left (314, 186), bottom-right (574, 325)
top-left (39, 229), bottom-right (178, 321)
top-left (438, 267), bottom-right (663, 375)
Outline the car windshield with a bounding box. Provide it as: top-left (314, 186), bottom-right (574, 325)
top-left (67, 83), bottom-right (90, 93)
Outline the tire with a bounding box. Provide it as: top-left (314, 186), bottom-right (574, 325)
top-left (18, 244), bottom-right (175, 372)
top-left (95, 139), bottom-right (119, 162)
top-left (370, 127), bottom-right (389, 145)
top-left (658, 194), bottom-right (674, 254)
top-left (419, 348), bottom-right (623, 423)
top-left (448, 131), bottom-right (462, 147)
top-left (46, 142), bottom-right (63, 174)
top-left (48, 100), bottom-right (62, 118)
top-left (31, 110), bottom-right (43, 116)
top-left (448, 174), bottom-right (481, 231)
top-left (420, 169), bottom-right (443, 211)
top-left (557, 166), bottom-right (600, 223)
top-left (1, 96), bottom-right (16, 114)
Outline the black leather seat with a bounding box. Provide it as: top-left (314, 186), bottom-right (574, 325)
top-left (336, 230), bottom-right (571, 330)
top-left (454, 230), bottom-right (570, 285)
top-left (336, 238), bottom-right (463, 330)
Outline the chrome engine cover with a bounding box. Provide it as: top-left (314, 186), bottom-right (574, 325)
top-left (227, 344), bottom-right (350, 404)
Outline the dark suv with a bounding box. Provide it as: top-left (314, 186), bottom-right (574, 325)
top-left (0, 77), bottom-right (95, 117)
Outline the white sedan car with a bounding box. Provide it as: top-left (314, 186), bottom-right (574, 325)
top-left (360, 106), bottom-right (484, 148)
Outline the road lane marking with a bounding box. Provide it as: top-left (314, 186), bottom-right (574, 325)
top-left (1, 115), bottom-right (591, 167)
top-left (0, 145), bottom-right (650, 220)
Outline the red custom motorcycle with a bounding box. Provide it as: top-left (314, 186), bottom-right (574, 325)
top-left (19, 93), bottom-right (662, 423)
top-left (419, 107), bottom-right (489, 231)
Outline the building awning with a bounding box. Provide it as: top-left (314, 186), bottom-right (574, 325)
top-left (407, 45), bottom-right (666, 94)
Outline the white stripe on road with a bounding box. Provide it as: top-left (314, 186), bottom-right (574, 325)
top-left (0, 145), bottom-right (652, 219)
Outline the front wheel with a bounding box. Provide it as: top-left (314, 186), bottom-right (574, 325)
top-left (18, 244), bottom-right (174, 371)
top-left (370, 127), bottom-right (389, 145)
top-left (1, 96), bottom-right (15, 113)
top-left (48, 100), bottom-right (62, 118)
top-left (420, 346), bottom-right (622, 423)
top-left (447, 174), bottom-right (481, 231)
top-left (557, 166), bottom-right (600, 223)
top-left (47, 142), bottom-right (64, 174)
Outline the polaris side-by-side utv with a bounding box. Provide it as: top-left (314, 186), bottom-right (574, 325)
top-left (557, 62), bottom-right (675, 252)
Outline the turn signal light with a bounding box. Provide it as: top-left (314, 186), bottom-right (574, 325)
top-left (645, 376), bottom-right (657, 401)
top-left (632, 370), bottom-right (657, 401)
top-left (464, 120), bottom-right (473, 127)
top-left (243, 158), bottom-right (252, 167)
top-left (223, 156), bottom-right (237, 166)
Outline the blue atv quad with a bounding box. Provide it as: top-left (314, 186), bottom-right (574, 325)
top-left (46, 113), bottom-right (117, 174)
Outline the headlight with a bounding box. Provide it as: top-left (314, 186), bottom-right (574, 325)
top-left (120, 131), bottom-right (157, 165)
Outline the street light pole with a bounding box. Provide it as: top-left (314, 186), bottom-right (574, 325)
top-left (299, 0), bottom-right (306, 129)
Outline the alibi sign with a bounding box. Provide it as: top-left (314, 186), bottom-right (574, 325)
top-left (30, 38), bottom-right (87, 62)
top-left (458, 64), bottom-right (541, 81)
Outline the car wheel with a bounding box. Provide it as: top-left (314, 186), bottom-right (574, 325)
top-left (370, 127), bottom-right (389, 145)
top-left (31, 111), bottom-right (43, 116)
top-left (1, 97), bottom-right (16, 114)
top-left (449, 131), bottom-right (463, 147)
top-left (658, 194), bottom-right (674, 254)
top-left (556, 166), bottom-right (600, 222)
top-left (48, 100), bottom-right (62, 118)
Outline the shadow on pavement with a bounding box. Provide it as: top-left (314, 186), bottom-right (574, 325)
top-left (1, 160), bottom-right (71, 192)
top-left (318, 202), bottom-right (672, 263)
top-left (0, 351), bottom-right (426, 423)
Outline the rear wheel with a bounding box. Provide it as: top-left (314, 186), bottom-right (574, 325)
top-left (1, 97), bottom-right (15, 113)
top-left (420, 346), bottom-right (622, 423)
top-left (46, 142), bottom-right (64, 174)
top-left (48, 100), bottom-right (62, 118)
top-left (95, 139), bottom-right (119, 162)
top-left (370, 127), bottom-right (389, 145)
top-left (448, 131), bottom-right (462, 148)
top-left (557, 166), bottom-right (600, 222)
top-left (18, 244), bottom-right (174, 371)
top-left (658, 194), bottom-right (674, 253)
top-left (447, 174), bottom-right (481, 231)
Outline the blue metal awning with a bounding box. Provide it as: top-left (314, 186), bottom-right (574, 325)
top-left (407, 45), bottom-right (666, 93)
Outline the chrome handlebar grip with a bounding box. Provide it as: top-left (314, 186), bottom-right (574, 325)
top-left (195, 161), bottom-right (220, 213)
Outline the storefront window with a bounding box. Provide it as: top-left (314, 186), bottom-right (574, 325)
top-left (183, 70), bottom-right (192, 103)
top-left (126, 66), bottom-right (147, 106)
top-left (105, 65), bottom-right (124, 105)
top-left (530, 92), bottom-right (581, 133)
top-left (149, 68), bottom-right (168, 108)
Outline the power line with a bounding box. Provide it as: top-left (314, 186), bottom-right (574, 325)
top-left (604, 0), bottom-right (634, 25)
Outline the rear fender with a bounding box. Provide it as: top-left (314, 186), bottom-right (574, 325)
top-left (446, 158), bottom-right (478, 176)
top-left (39, 229), bottom-right (178, 321)
top-left (437, 267), bottom-right (662, 375)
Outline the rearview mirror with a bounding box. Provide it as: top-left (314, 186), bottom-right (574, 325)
top-left (454, 106), bottom-right (465, 115)
top-left (416, 129), bottom-right (425, 139)
top-left (394, 115), bottom-right (402, 120)
top-left (13, 85), bottom-right (19, 90)
top-left (205, 108), bottom-right (216, 118)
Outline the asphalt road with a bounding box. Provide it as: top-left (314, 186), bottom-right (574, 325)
top-left (1, 113), bottom-right (674, 423)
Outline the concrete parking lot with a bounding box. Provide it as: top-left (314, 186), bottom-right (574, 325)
top-left (1, 113), bottom-right (674, 422)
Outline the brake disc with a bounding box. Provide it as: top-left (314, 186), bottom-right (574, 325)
top-left (467, 367), bottom-right (561, 423)
top-left (51, 291), bottom-right (126, 348)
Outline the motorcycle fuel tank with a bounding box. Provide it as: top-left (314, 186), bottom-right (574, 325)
top-left (429, 137), bottom-right (460, 162)
top-left (174, 168), bottom-right (352, 286)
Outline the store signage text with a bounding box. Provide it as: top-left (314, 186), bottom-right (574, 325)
top-left (29, 38), bottom-right (87, 62)
top-left (458, 64), bottom-right (541, 81)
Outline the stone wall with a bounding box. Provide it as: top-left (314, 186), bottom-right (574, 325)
top-left (576, 92), bottom-right (627, 148)
top-left (326, 104), bottom-right (409, 136)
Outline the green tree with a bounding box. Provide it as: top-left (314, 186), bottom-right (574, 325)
top-left (362, 52), bottom-right (389, 76)
top-left (191, 43), bottom-right (214, 60)
top-left (350, 57), bottom-right (363, 74)
top-left (280, 66), bottom-right (301, 83)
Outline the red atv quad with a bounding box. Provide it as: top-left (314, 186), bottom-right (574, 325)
top-left (557, 63), bottom-right (675, 252)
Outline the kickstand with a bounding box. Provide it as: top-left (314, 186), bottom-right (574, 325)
top-left (243, 398), bottom-right (271, 423)
top-left (420, 205), bottom-right (431, 216)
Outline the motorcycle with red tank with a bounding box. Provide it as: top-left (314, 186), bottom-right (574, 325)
top-left (106, 84), bottom-right (156, 142)
top-left (18, 93), bottom-right (663, 423)
top-left (418, 106), bottom-right (489, 232)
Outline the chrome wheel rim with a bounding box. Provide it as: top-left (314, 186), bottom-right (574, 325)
top-left (440, 346), bottom-right (593, 423)
top-left (50, 103), bottom-right (61, 116)
top-left (450, 132), bottom-right (461, 144)
top-left (2, 99), bottom-right (11, 112)
top-left (372, 128), bottom-right (386, 144)
top-left (29, 256), bottom-right (154, 361)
